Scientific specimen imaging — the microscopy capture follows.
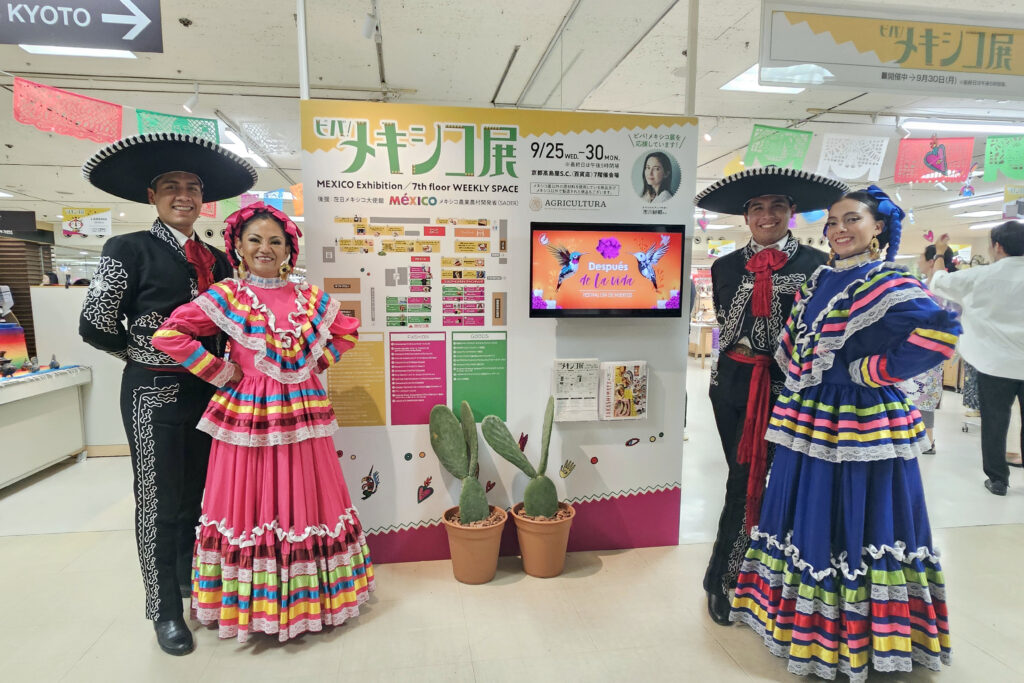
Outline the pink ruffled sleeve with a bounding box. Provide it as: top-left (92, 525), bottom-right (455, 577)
top-left (152, 301), bottom-right (235, 387)
top-left (316, 293), bottom-right (360, 372)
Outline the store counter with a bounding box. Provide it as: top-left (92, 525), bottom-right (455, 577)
top-left (0, 365), bottom-right (90, 489)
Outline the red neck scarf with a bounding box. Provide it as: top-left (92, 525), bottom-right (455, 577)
top-left (184, 238), bottom-right (216, 293)
top-left (745, 247), bottom-right (789, 317)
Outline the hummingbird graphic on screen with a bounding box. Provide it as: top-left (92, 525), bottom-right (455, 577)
top-left (633, 242), bottom-right (670, 290)
top-left (547, 244), bottom-right (586, 290)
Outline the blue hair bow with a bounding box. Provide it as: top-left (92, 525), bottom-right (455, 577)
top-left (865, 185), bottom-right (905, 261)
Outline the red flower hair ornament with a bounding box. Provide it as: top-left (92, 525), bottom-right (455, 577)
top-left (223, 201), bottom-right (303, 267)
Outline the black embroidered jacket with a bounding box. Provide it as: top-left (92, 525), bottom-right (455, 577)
top-left (79, 220), bottom-right (232, 367)
top-left (710, 234), bottom-right (828, 387)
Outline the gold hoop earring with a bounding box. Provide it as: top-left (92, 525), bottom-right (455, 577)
top-left (279, 262), bottom-right (292, 279)
top-left (869, 237), bottom-right (881, 259)
top-left (236, 261), bottom-right (248, 279)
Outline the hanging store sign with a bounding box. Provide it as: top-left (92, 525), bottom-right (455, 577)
top-left (760, 1), bottom-right (1024, 98)
top-left (0, 0), bottom-right (162, 52)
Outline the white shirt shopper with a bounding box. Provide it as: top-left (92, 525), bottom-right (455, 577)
top-left (928, 253), bottom-right (1024, 381)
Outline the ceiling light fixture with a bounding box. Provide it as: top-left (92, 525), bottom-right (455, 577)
top-left (19, 44), bottom-right (136, 59)
top-left (956, 210), bottom-right (1003, 218)
top-left (897, 117), bottom-right (911, 138)
top-left (970, 220), bottom-right (1007, 230)
top-left (720, 64), bottom-right (805, 94)
top-left (0, 190), bottom-right (12, 198)
top-left (182, 82), bottom-right (199, 113)
top-left (894, 191), bottom-right (903, 201)
top-left (704, 223), bottom-right (736, 230)
top-left (901, 118), bottom-right (1024, 135)
top-left (949, 193), bottom-right (1004, 209)
top-left (935, 182), bottom-right (948, 191)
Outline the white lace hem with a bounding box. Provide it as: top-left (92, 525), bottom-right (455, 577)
top-left (193, 583), bottom-right (374, 643)
top-left (197, 417), bottom-right (338, 446)
top-left (731, 610), bottom-right (949, 683)
top-left (766, 429), bottom-right (925, 463)
top-left (750, 527), bottom-right (942, 581)
top-left (195, 280), bottom-right (341, 384)
top-left (196, 508), bottom-right (362, 547)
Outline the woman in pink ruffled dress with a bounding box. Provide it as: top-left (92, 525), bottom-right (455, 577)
top-left (152, 202), bottom-right (373, 643)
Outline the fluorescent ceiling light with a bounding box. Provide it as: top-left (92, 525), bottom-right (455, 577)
top-left (955, 210), bottom-right (1003, 218)
top-left (970, 220), bottom-right (1006, 230)
top-left (290, 216), bottom-right (304, 222)
top-left (720, 64), bottom-right (805, 94)
top-left (760, 63), bottom-right (833, 86)
top-left (894, 254), bottom-right (915, 260)
top-left (704, 224), bottom-right (736, 230)
top-left (949, 193), bottom-right (1003, 209)
top-left (0, 190), bottom-right (12, 198)
top-left (902, 118), bottom-right (1024, 135)
top-left (19, 44), bottom-right (136, 59)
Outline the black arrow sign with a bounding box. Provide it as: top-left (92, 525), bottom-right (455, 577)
top-left (0, 0), bottom-right (163, 53)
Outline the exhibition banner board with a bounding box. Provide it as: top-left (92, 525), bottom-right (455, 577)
top-left (302, 100), bottom-right (695, 560)
top-left (760, 1), bottom-right (1024, 98)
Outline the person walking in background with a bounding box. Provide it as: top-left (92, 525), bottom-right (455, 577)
top-left (78, 134), bottom-right (256, 655)
top-left (152, 203), bottom-right (374, 643)
top-left (926, 220), bottom-right (1024, 496)
top-left (693, 167), bottom-right (845, 626)
top-left (731, 186), bottom-right (960, 679)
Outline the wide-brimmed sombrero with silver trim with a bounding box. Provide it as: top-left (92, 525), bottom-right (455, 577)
top-left (82, 133), bottom-right (258, 204)
top-left (694, 166), bottom-right (848, 215)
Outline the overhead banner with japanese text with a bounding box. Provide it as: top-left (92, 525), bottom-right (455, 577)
top-left (301, 101), bottom-right (696, 562)
top-left (760, 1), bottom-right (1024, 98)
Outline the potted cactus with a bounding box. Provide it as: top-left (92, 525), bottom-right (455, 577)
top-left (482, 395), bottom-right (575, 578)
top-left (429, 401), bottom-right (507, 584)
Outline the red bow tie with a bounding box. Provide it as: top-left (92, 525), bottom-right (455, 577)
top-left (745, 248), bottom-right (789, 317)
top-left (184, 238), bottom-right (216, 294)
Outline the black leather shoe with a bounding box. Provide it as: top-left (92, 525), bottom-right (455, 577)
top-left (985, 478), bottom-right (1008, 496)
top-left (179, 583), bottom-right (191, 599)
top-left (707, 590), bottom-right (732, 626)
top-left (154, 617), bottom-right (194, 655)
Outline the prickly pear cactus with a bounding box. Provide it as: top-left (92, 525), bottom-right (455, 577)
top-left (482, 396), bottom-right (559, 517)
top-left (429, 401), bottom-right (489, 523)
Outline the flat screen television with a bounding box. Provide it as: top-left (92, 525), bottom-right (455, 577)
top-left (529, 222), bottom-right (686, 318)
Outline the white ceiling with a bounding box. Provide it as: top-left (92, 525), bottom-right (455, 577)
top-left (2, 0), bottom-right (1023, 267)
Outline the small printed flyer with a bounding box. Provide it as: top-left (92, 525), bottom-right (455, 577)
top-left (551, 358), bottom-right (600, 422)
top-left (599, 361), bottom-right (648, 420)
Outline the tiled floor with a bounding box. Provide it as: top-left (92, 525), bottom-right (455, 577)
top-left (2, 357), bottom-right (1022, 681)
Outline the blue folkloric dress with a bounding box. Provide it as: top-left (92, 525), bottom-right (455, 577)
top-left (729, 255), bottom-right (962, 681)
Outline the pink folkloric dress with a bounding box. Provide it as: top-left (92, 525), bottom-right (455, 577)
top-left (152, 276), bottom-right (374, 642)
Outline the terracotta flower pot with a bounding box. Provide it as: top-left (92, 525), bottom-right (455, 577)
top-left (510, 501), bottom-right (575, 578)
top-left (441, 505), bottom-right (507, 584)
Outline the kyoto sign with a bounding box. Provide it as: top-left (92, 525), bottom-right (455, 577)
top-left (0, 0), bottom-right (162, 52)
top-left (759, 0), bottom-right (1024, 98)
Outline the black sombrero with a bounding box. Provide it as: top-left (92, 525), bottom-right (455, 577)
top-left (83, 133), bottom-right (258, 204)
top-left (694, 166), bottom-right (848, 215)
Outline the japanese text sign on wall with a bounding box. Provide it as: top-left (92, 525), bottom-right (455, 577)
top-left (760, 1), bottom-right (1024, 99)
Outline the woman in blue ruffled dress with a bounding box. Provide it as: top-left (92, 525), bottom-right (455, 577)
top-left (730, 186), bottom-right (961, 681)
